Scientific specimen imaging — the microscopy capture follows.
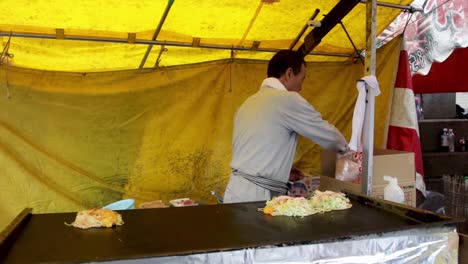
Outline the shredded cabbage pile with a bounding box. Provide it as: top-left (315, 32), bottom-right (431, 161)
top-left (260, 190), bottom-right (352, 217)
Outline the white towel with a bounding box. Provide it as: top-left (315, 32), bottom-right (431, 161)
top-left (260, 77), bottom-right (287, 91)
top-left (349, 75), bottom-right (380, 151)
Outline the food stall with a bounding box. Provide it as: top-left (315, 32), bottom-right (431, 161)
top-left (1, 0), bottom-right (464, 262)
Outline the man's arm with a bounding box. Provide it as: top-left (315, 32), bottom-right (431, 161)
top-left (281, 93), bottom-right (349, 153)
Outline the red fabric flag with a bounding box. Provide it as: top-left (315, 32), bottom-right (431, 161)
top-left (386, 40), bottom-right (425, 177)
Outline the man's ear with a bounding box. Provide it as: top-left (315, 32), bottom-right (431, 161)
top-left (285, 67), bottom-right (293, 80)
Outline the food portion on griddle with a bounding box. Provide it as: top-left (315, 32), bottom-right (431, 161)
top-left (169, 198), bottom-right (198, 207)
top-left (139, 200), bottom-right (168, 209)
top-left (259, 190), bottom-right (352, 217)
top-left (65, 208), bottom-right (124, 229)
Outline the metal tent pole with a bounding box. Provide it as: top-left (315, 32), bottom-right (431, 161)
top-left (338, 21), bottom-right (364, 65)
top-left (362, 0), bottom-right (377, 196)
top-left (297, 0), bottom-right (361, 58)
top-left (0, 32), bottom-right (352, 58)
top-left (289, 9), bottom-right (320, 50)
top-left (138, 0), bottom-right (175, 69)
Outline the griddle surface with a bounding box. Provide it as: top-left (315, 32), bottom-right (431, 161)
top-left (0, 200), bottom-right (454, 263)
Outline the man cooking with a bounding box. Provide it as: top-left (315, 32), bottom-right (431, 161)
top-left (223, 50), bottom-right (349, 203)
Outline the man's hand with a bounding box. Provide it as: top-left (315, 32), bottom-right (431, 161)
top-left (338, 144), bottom-right (352, 155)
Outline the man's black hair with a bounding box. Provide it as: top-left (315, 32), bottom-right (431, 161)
top-left (267, 50), bottom-right (306, 78)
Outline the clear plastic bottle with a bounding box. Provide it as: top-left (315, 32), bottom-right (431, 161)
top-left (448, 129), bottom-right (455, 152)
top-left (440, 128), bottom-right (449, 152)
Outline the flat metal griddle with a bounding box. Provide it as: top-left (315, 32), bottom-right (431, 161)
top-left (0, 192), bottom-right (461, 263)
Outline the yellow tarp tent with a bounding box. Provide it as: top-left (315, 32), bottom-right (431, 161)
top-left (0, 1), bottom-right (409, 230)
top-left (0, 0), bottom-right (410, 71)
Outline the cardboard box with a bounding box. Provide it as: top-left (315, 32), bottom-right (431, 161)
top-left (320, 149), bottom-right (416, 207)
top-left (321, 149), bottom-right (416, 185)
top-left (319, 175), bottom-right (416, 207)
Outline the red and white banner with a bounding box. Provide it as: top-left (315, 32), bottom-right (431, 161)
top-left (386, 40), bottom-right (425, 177)
top-left (378, 0), bottom-right (468, 75)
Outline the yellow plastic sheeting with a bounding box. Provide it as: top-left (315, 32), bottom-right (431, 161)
top-left (0, 37), bottom-right (401, 231)
top-left (3, 38), bottom-right (233, 72)
top-left (0, 0), bottom-right (411, 71)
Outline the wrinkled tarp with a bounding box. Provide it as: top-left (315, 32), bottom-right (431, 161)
top-left (0, 0), bottom-right (410, 72)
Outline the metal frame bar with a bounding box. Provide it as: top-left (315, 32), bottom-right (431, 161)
top-left (289, 9), bottom-right (320, 50)
top-left (359, 0), bottom-right (422, 12)
top-left (362, 0), bottom-right (377, 196)
top-left (236, 1), bottom-right (263, 48)
top-left (338, 21), bottom-right (364, 65)
top-left (138, 0), bottom-right (175, 69)
top-left (0, 32), bottom-right (352, 58)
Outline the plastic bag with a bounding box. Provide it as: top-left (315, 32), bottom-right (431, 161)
top-left (335, 151), bottom-right (362, 183)
top-left (418, 191), bottom-right (445, 214)
top-left (383, 175), bottom-right (405, 204)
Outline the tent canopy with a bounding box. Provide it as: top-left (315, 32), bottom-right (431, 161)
top-left (0, 0), bottom-right (411, 72)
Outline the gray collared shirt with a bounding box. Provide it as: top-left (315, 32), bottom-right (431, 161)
top-left (224, 83), bottom-right (348, 203)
